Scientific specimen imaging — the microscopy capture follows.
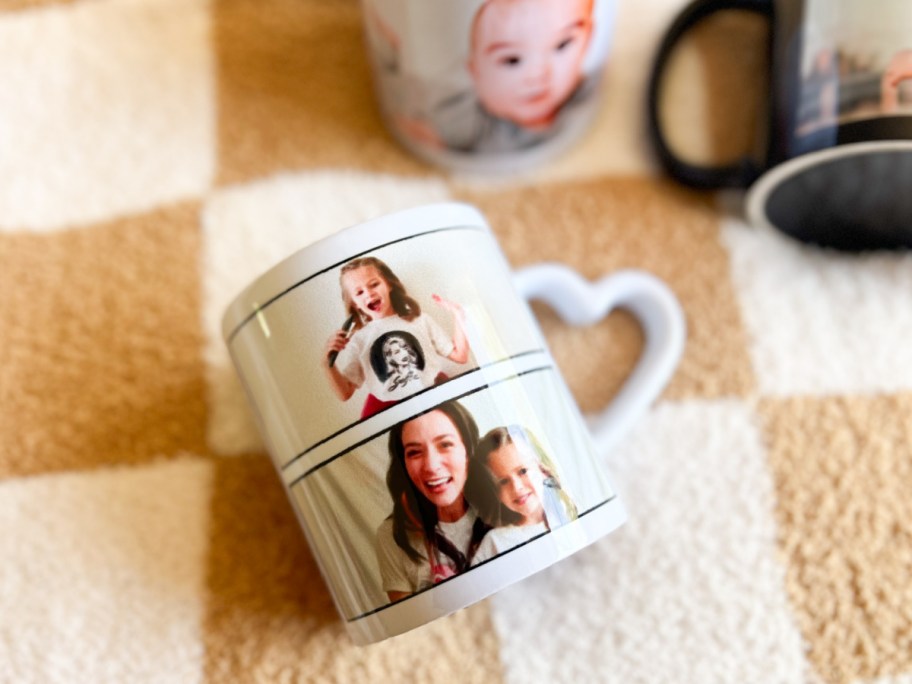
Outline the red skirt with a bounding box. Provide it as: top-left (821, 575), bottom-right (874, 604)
top-left (359, 373), bottom-right (449, 420)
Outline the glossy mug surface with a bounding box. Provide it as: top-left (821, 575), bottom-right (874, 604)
top-left (360, 0), bottom-right (617, 173)
top-left (648, 0), bottom-right (912, 250)
top-left (222, 203), bottom-right (684, 644)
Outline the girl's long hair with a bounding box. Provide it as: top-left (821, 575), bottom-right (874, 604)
top-left (466, 425), bottom-right (578, 528)
top-left (340, 257), bottom-right (420, 329)
top-left (386, 401), bottom-right (487, 568)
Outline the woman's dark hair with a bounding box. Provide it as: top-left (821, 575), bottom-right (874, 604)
top-left (466, 425), bottom-right (578, 528)
top-left (386, 401), bottom-right (484, 567)
top-left (340, 256), bottom-right (420, 328)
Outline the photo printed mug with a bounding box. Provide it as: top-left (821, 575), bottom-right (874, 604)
top-left (360, 0), bottom-right (618, 173)
top-left (222, 203), bottom-right (685, 644)
top-left (648, 0), bottom-right (912, 250)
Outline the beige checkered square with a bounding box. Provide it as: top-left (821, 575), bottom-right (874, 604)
top-left (760, 394), bottom-right (912, 684)
top-left (455, 177), bottom-right (756, 411)
top-left (214, 0), bottom-right (428, 186)
top-left (0, 0), bottom-right (76, 11)
top-left (0, 203), bottom-right (208, 478)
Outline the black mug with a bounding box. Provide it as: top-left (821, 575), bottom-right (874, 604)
top-left (648, 0), bottom-right (912, 251)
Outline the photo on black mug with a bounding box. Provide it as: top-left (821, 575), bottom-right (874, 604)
top-left (648, 0), bottom-right (912, 251)
top-left (795, 1), bottom-right (912, 144)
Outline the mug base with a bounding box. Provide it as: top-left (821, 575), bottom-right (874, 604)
top-left (379, 95), bottom-right (603, 176)
top-left (746, 140), bottom-right (912, 251)
top-left (345, 495), bottom-right (627, 645)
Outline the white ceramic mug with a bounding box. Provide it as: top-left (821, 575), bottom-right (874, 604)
top-left (222, 203), bottom-right (685, 644)
top-left (360, 0), bottom-right (618, 173)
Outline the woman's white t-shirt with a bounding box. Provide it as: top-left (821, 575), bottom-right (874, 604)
top-left (376, 508), bottom-right (479, 595)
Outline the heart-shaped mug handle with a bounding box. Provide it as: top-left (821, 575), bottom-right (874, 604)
top-left (513, 263), bottom-right (686, 453)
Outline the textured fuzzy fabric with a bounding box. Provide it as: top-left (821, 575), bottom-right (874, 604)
top-left (2, 0), bottom-right (911, 682)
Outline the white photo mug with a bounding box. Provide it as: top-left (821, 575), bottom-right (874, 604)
top-left (360, 0), bottom-right (618, 173)
top-left (222, 203), bottom-right (685, 644)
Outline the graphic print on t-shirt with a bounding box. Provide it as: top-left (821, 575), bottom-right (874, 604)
top-left (370, 330), bottom-right (426, 392)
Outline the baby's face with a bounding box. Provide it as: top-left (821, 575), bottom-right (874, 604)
top-left (469, 0), bottom-right (592, 128)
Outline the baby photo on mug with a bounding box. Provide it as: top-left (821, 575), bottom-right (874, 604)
top-left (363, 0), bottom-right (612, 155)
top-left (797, 0), bottom-right (912, 138)
top-left (289, 369), bottom-right (616, 621)
top-left (225, 226), bottom-right (548, 471)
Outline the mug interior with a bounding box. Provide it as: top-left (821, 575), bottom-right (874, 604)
top-left (746, 140), bottom-right (912, 250)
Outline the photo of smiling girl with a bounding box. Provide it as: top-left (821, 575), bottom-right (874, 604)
top-left (323, 256), bottom-right (471, 419)
top-left (467, 425), bottom-right (578, 565)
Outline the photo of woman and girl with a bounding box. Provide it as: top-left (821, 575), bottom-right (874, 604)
top-left (366, 0), bottom-right (599, 155)
top-left (323, 256), bottom-right (471, 419)
top-left (375, 400), bottom-right (577, 602)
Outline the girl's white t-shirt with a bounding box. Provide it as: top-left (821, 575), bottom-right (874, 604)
top-left (471, 522), bottom-right (548, 566)
top-left (337, 314), bottom-right (455, 402)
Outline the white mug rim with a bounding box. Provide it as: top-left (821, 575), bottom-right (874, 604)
top-left (346, 496), bottom-right (627, 645)
top-left (221, 202), bottom-right (490, 343)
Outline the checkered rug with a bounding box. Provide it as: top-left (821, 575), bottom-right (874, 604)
top-left (1, 0), bottom-right (910, 682)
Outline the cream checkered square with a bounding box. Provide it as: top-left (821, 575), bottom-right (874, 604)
top-left (0, 0), bottom-right (214, 231)
top-left (489, 400), bottom-right (808, 684)
top-left (723, 219), bottom-right (912, 396)
top-left (0, 458), bottom-right (214, 683)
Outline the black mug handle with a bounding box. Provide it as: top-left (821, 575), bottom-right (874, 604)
top-left (647, 0), bottom-right (774, 188)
